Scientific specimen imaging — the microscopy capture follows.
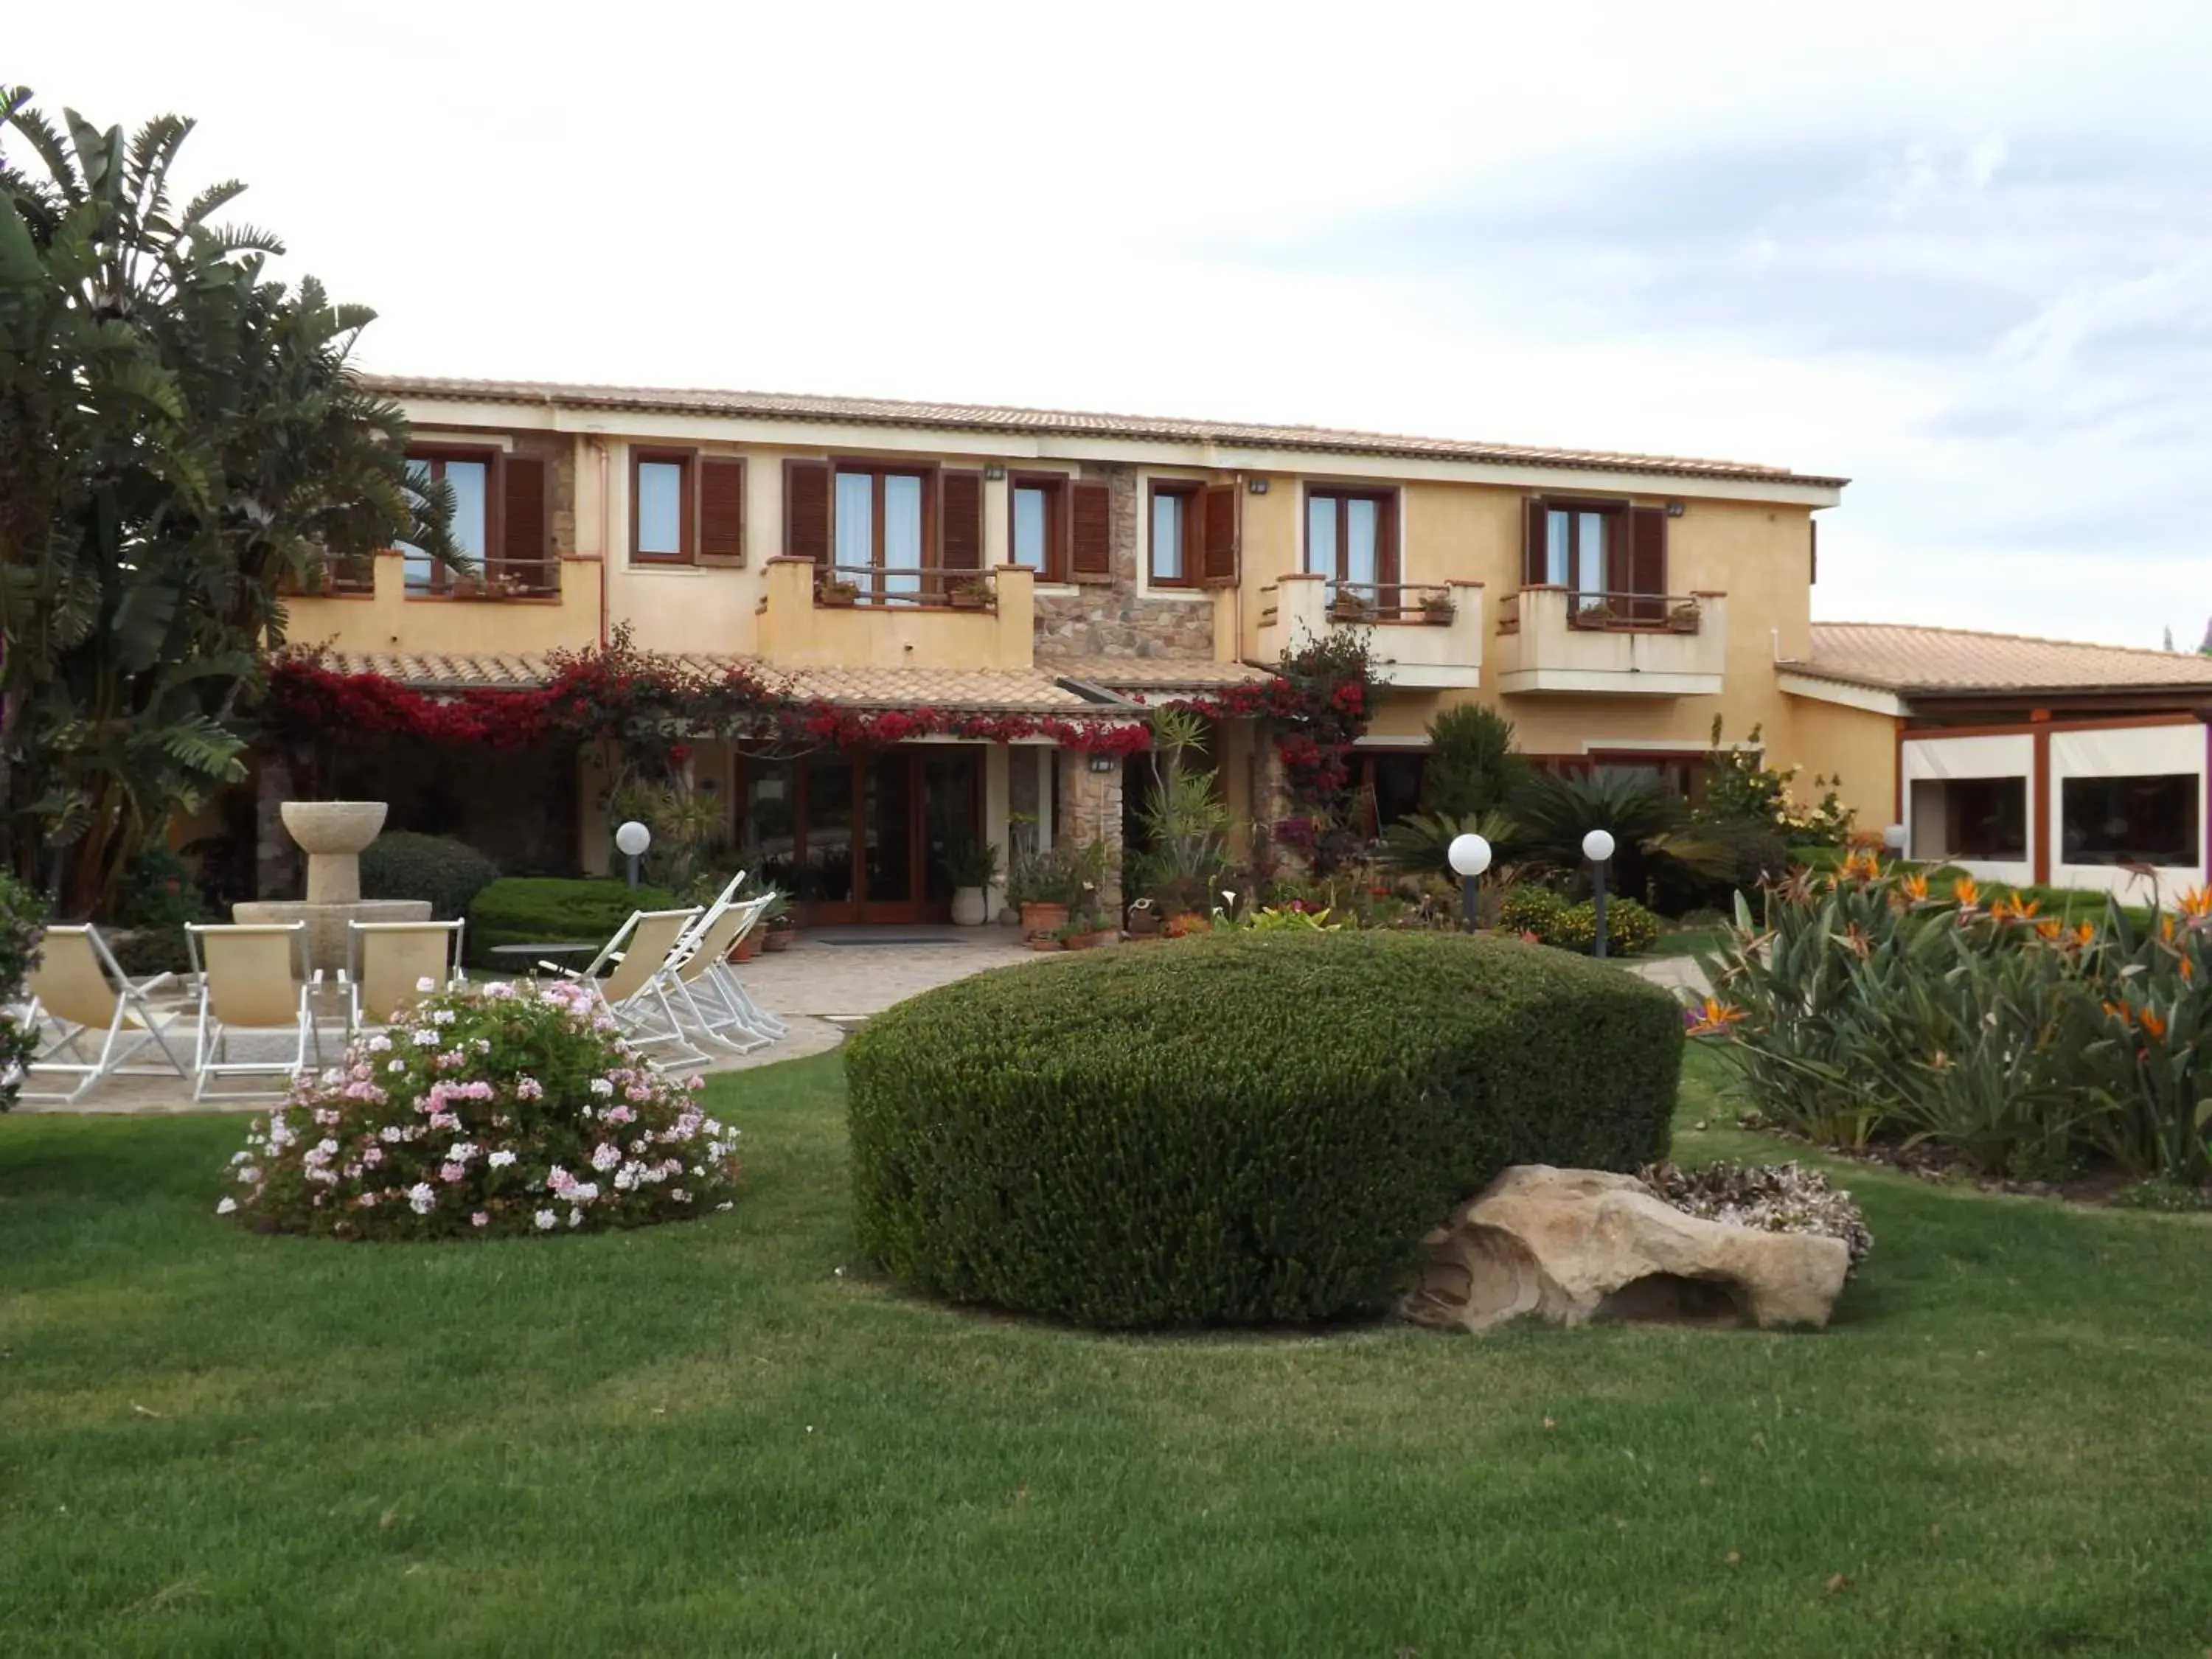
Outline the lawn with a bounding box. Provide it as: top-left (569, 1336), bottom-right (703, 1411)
top-left (4, 1048), bottom-right (2210, 1658)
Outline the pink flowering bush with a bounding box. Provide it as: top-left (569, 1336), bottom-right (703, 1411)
top-left (218, 978), bottom-right (740, 1240)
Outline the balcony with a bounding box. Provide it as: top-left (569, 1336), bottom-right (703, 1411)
top-left (1492, 586), bottom-right (1728, 696)
top-left (282, 549), bottom-right (597, 655)
top-left (1252, 574), bottom-right (1484, 688)
top-left (757, 556), bottom-right (1034, 670)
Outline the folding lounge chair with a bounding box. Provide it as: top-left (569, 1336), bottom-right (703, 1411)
top-left (16, 924), bottom-right (190, 1103)
top-left (695, 897), bottom-right (787, 1041)
top-left (184, 923), bottom-right (321, 1102)
top-left (346, 919), bottom-right (467, 1034)
top-left (665, 897), bottom-right (777, 1054)
top-left (543, 907), bottom-right (705, 1069)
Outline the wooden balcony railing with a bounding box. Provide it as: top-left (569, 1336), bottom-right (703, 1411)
top-left (1498, 587), bottom-right (1705, 636)
top-left (814, 563), bottom-right (996, 611)
top-left (405, 557), bottom-right (561, 601)
top-left (1257, 581), bottom-right (1461, 626)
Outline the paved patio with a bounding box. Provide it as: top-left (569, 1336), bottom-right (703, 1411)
top-left (15, 925), bottom-right (1700, 1115)
top-left (16, 924), bottom-right (1036, 1115)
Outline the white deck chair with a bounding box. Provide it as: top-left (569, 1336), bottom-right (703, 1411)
top-left (16, 925), bottom-right (189, 1103)
top-left (184, 923), bottom-right (319, 1102)
top-left (667, 897), bottom-right (776, 1054)
top-left (346, 919), bottom-right (467, 1034)
top-left (544, 907), bottom-right (705, 1069)
top-left (696, 899), bottom-right (787, 1040)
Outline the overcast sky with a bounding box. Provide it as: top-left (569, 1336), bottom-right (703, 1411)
top-left (12, 1), bottom-right (2211, 648)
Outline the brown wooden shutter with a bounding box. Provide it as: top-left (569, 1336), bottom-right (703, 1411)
top-left (940, 469), bottom-right (983, 570)
top-left (1627, 504), bottom-right (1668, 622)
top-left (1523, 497), bottom-right (1548, 586)
top-left (1809, 515), bottom-right (1819, 585)
top-left (698, 458), bottom-right (745, 566)
top-left (784, 459), bottom-right (831, 565)
top-left (1069, 480), bottom-right (1112, 583)
top-left (501, 454), bottom-right (548, 591)
top-left (1201, 483), bottom-right (1239, 585)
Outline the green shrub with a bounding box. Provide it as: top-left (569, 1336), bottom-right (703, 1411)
top-left (467, 877), bottom-right (681, 967)
top-left (113, 843), bottom-right (210, 931)
top-left (1497, 883), bottom-right (1565, 936)
top-left (1542, 895), bottom-right (1663, 957)
top-left (361, 832), bottom-right (501, 922)
top-left (0, 872), bottom-right (47, 1111)
top-left (846, 931), bottom-right (1681, 1329)
top-left (1422, 704), bottom-right (1529, 819)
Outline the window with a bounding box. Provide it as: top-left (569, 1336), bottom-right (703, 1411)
top-left (834, 464), bottom-right (932, 600)
top-left (1306, 487), bottom-right (1398, 599)
top-left (1009, 475), bottom-right (1065, 580)
top-left (401, 450), bottom-right (493, 592)
top-left (2061, 773), bottom-right (2199, 867)
top-left (1545, 504), bottom-right (1611, 608)
top-left (1911, 776), bottom-right (2028, 862)
top-left (1149, 481), bottom-right (1198, 587)
top-left (631, 449), bottom-right (694, 562)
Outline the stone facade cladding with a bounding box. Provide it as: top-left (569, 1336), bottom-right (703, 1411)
top-left (1032, 463), bottom-right (1216, 663)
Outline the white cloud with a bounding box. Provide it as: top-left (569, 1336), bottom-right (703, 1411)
top-left (8, 0), bottom-right (2211, 647)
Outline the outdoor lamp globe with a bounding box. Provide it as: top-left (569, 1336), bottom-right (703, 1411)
top-left (1446, 833), bottom-right (1492, 878)
top-left (1883, 822), bottom-right (1907, 851)
top-left (1581, 828), bottom-right (1616, 863)
top-left (614, 821), bottom-right (652, 858)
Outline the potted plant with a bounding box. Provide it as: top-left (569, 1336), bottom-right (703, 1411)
top-left (1007, 842), bottom-right (1075, 939)
top-left (1420, 591), bottom-right (1456, 626)
top-left (947, 840), bottom-right (1000, 927)
top-left (947, 576), bottom-right (990, 611)
top-left (1058, 917), bottom-right (1103, 951)
top-left (759, 883), bottom-right (795, 951)
top-left (1329, 588), bottom-right (1375, 623)
top-left (1667, 600), bottom-right (1701, 633)
top-left (819, 576), bottom-right (860, 608)
top-left (1027, 928), bottom-right (1065, 952)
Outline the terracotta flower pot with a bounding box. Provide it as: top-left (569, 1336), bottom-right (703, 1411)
top-left (1020, 902), bottom-right (1069, 937)
top-left (733, 933), bottom-right (761, 961)
top-left (1027, 935), bottom-right (1065, 952)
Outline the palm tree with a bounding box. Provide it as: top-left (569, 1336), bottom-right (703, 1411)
top-left (1506, 768), bottom-right (1731, 897)
top-left (0, 87), bottom-right (455, 912)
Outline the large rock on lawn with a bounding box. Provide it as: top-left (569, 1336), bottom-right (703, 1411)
top-left (1402, 1165), bottom-right (1850, 1333)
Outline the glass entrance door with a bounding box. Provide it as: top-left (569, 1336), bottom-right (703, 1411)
top-left (735, 746), bottom-right (981, 923)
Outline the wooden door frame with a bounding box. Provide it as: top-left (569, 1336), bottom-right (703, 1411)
top-left (734, 745), bottom-right (981, 925)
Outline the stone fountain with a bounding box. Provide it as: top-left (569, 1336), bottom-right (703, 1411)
top-left (233, 801), bottom-right (431, 973)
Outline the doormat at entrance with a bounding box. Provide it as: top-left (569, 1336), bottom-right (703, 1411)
top-left (816, 938), bottom-right (971, 947)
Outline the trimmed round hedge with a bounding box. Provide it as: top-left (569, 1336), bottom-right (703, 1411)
top-left (846, 930), bottom-right (1682, 1329)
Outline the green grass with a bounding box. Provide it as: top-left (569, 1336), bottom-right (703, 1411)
top-left (4, 1049), bottom-right (2211, 1657)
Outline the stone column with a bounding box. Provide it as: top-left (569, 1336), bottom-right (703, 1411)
top-left (1055, 747), bottom-right (1125, 917)
top-left (1251, 726), bottom-right (1307, 878)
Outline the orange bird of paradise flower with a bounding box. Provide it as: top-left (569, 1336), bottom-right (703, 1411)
top-left (1952, 877), bottom-right (1980, 908)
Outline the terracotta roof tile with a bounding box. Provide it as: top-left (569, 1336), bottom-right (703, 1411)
top-left (366, 374), bottom-right (1845, 490)
top-left (1800, 624), bottom-right (2212, 695)
top-left (318, 651), bottom-right (1120, 714)
top-left (1041, 655), bottom-right (1276, 694)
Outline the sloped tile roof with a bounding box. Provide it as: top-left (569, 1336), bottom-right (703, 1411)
top-left (317, 651), bottom-right (1119, 714)
top-left (1800, 624), bottom-right (2212, 696)
top-left (1041, 655), bottom-right (1276, 695)
top-left (366, 374), bottom-right (1845, 489)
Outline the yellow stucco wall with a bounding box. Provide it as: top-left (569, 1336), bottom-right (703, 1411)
top-left (282, 551), bottom-right (600, 656)
top-left (1786, 698), bottom-right (1899, 828)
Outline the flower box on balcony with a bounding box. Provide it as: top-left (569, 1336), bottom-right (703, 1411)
top-left (1420, 599), bottom-right (1456, 626)
top-left (947, 582), bottom-right (990, 611)
top-left (1667, 603), bottom-right (1701, 633)
top-left (819, 581), bottom-right (860, 608)
top-left (1329, 597), bottom-right (1377, 624)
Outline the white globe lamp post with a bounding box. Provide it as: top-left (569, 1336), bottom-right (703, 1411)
top-left (1447, 832), bottom-right (1492, 933)
top-left (615, 820), bottom-right (652, 889)
top-left (1582, 828), bottom-right (1618, 958)
top-left (1883, 821), bottom-right (1907, 861)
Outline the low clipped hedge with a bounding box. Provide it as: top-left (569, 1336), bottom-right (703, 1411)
top-left (846, 930), bottom-right (1681, 1329)
top-left (361, 832), bottom-right (500, 922)
top-left (467, 877), bottom-right (680, 967)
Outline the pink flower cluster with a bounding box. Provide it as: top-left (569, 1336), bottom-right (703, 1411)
top-left (218, 980), bottom-right (740, 1241)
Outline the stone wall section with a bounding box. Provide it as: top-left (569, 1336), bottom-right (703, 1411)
top-left (1032, 462), bottom-right (1215, 661)
top-left (1055, 748), bottom-right (1125, 916)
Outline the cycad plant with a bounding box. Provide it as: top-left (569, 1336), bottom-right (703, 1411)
top-left (1506, 767), bottom-right (1731, 898)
